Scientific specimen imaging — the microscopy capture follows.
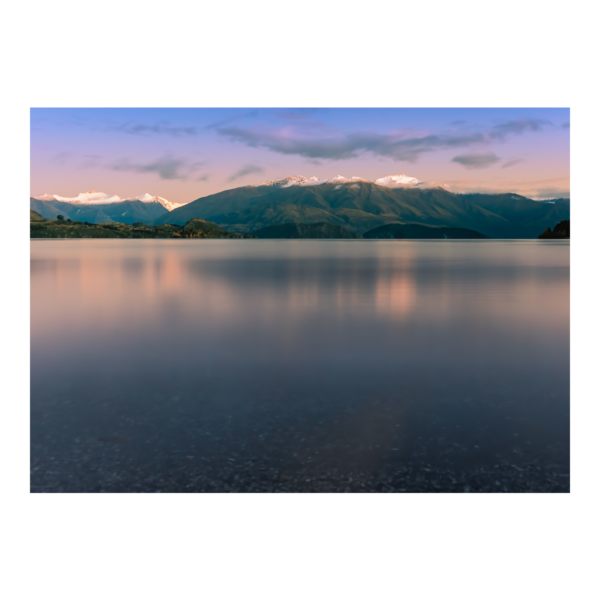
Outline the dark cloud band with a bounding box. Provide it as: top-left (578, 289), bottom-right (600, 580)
top-left (217, 126), bottom-right (486, 162)
top-left (110, 156), bottom-right (206, 180)
top-left (452, 153), bottom-right (501, 169)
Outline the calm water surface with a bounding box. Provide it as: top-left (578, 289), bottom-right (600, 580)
top-left (30, 240), bottom-right (569, 492)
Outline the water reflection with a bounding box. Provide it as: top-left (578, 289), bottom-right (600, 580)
top-left (30, 240), bottom-right (569, 492)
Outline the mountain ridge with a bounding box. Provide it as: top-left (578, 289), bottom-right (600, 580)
top-left (30, 175), bottom-right (570, 237)
top-left (30, 197), bottom-right (170, 225)
top-left (32, 191), bottom-right (183, 211)
top-left (153, 179), bottom-right (565, 238)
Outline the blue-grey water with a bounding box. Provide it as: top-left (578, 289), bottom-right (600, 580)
top-left (30, 239), bottom-right (569, 492)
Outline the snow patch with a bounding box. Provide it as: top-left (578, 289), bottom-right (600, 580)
top-left (254, 176), bottom-right (309, 188)
top-left (254, 174), bottom-right (424, 188)
top-left (131, 193), bottom-right (184, 211)
top-left (374, 174), bottom-right (422, 188)
top-left (32, 190), bottom-right (184, 211)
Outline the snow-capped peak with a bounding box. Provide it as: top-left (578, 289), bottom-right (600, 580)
top-left (254, 176), bottom-right (309, 188)
top-left (301, 176), bottom-right (327, 186)
top-left (329, 175), bottom-right (369, 184)
top-left (136, 193), bottom-right (156, 202)
top-left (253, 174), bottom-right (430, 189)
top-left (32, 191), bottom-right (184, 211)
top-left (327, 175), bottom-right (347, 183)
top-left (132, 193), bottom-right (184, 211)
top-left (255, 175), bottom-right (373, 188)
top-left (50, 191), bottom-right (123, 204)
top-left (374, 174), bottom-right (422, 187)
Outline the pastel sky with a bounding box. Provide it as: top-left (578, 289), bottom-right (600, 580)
top-left (31, 108), bottom-right (570, 204)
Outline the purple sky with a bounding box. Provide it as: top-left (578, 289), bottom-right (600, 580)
top-left (31, 108), bottom-right (570, 203)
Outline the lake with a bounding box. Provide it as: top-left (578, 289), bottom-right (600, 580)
top-left (30, 239), bottom-right (570, 492)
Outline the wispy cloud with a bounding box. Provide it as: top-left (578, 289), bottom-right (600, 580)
top-left (452, 153), bottom-right (501, 169)
top-left (502, 158), bottom-right (524, 169)
top-left (444, 177), bottom-right (570, 199)
top-left (111, 122), bottom-right (199, 137)
top-left (228, 164), bottom-right (264, 181)
top-left (81, 154), bottom-right (103, 168)
top-left (217, 125), bottom-right (486, 162)
top-left (212, 113), bottom-right (556, 163)
top-left (205, 111), bottom-right (260, 131)
top-left (110, 156), bottom-right (207, 180)
top-left (489, 118), bottom-right (552, 140)
top-left (51, 152), bottom-right (70, 165)
top-left (562, 121), bottom-right (570, 129)
top-left (275, 108), bottom-right (324, 121)
top-left (527, 187), bottom-right (570, 200)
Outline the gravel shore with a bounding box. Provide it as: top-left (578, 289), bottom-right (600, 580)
top-left (31, 435), bottom-right (569, 493)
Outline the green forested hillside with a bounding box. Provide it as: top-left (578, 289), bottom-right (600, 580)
top-left (155, 182), bottom-right (569, 238)
top-left (252, 222), bottom-right (362, 239)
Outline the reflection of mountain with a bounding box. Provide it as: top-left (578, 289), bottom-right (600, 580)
top-left (155, 180), bottom-right (570, 238)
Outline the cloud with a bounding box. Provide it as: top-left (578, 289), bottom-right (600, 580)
top-left (217, 124), bottom-right (486, 162)
top-left (444, 177), bottom-right (570, 199)
top-left (527, 187), bottom-right (570, 200)
top-left (228, 164), bottom-right (264, 181)
top-left (51, 152), bottom-right (70, 165)
top-left (111, 122), bottom-right (199, 137)
top-left (452, 153), bottom-right (501, 169)
top-left (110, 156), bottom-right (207, 180)
top-left (489, 118), bottom-right (552, 140)
top-left (81, 154), bottom-right (103, 168)
top-left (562, 121), bottom-right (570, 129)
top-left (205, 111), bottom-right (260, 131)
top-left (502, 158), bottom-right (524, 169)
top-left (276, 108), bottom-right (324, 121)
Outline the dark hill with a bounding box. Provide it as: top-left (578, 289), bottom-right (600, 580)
top-left (459, 193), bottom-right (571, 238)
top-left (30, 209), bottom-right (46, 222)
top-left (363, 223), bottom-right (487, 239)
top-left (538, 219), bottom-right (570, 239)
top-left (155, 181), bottom-right (569, 238)
top-left (180, 218), bottom-right (244, 238)
top-left (252, 222), bottom-right (362, 239)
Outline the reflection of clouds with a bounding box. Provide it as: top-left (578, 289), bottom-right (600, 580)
top-left (374, 273), bottom-right (416, 320)
top-left (31, 241), bottom-right (570, 362)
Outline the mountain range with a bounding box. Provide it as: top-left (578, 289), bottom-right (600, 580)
top-left (30, 191), bottom-right (182, 225)
top-left (153, 175), bottom-right (570, 238)
top-left (31, 174), bottom-right (570, 238)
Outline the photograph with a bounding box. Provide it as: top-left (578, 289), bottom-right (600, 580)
top-left (30, 107), bottom-right (570, 493)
